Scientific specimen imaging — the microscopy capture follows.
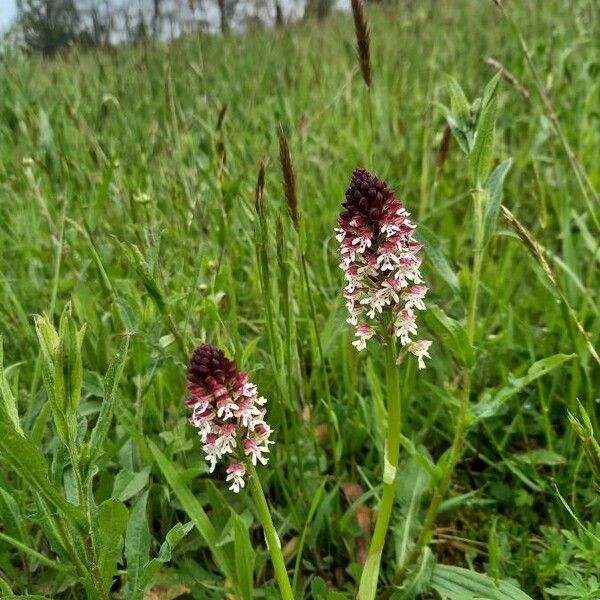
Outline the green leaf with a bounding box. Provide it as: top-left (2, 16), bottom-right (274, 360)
top-left (138, 521), bottom-right (194, 591)
top-left (481, 72), bottom-right (502, 112)
top-left (34, 304), bottom-right (86, 447)
top-left (0, 420), bottom-right (86, 530)
top-left (112, 467), bottom-right (151, 502)
top-left (0, 337), bottom-right (23, 434)
top-left (469, 73), bottom-right (500, 186)
top-left (392, 548), bottom-right (435, 599)
top-left (415, 226), bottom-right (461, 299)
top-left (472, 354), bottom-right (575, 421)
top-left (311, 577), bottom-right (328, 600)
top-left (88, 335), bottom-right (130, 466)
top-left (147, 440), bottom-right (237, 587)
top-left (0, 488), bottom-right (28, 544)
top-left (232, 512), bottom-right (255, 600)
top-left (124, 492), bottom-right (151, 600)
top-left (446, 76), bottom-right (471, 128)
top-left (425, 305), bottom-right (474, 367)
top-left (157, 521), bottom-right (194, 562)
top-left (483, 158), bottom-right (512, 247)
top-left (119, 241), bottom-right (166, 310)
top-left (0, 577), bottom-right (12, 596)
top-left (396, 459), bottom-right (433, 567)
top-left (93, 497), bottom-right (129, 593)
top-left (446, 114), bottom-right (470, 155)
top-left (515, 449), bottom-right (566, 466)
top-left (59, 306), bottom-right (86, 414)
top-left (431, 564), bottom-right (533, 599)
top-left (357, 550), bottom-right (381, 600)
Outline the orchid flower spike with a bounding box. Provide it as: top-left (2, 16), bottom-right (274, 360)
top-left (336, 167), bottom-right (432, 367)
top-left (186, 344), bottom-right (274, 491)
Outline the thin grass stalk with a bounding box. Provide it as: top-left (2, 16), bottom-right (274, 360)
top-left (253, 162), bottom-right (292, 488)
top-left (276, 217), bottom-right (302, 492)
top-left (254, 162), bottom-right (276, 360)
top-left (494, 0), bottom-right (600, 231)
top-left (277, 128), bottom-right (340, 465)
top-left (501, 205), bottom-right (600, 369)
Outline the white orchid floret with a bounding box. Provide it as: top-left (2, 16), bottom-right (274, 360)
top-left (226, 463), bottom-right (246, 493)
top-left (409, 340), bottom-right (432, 370)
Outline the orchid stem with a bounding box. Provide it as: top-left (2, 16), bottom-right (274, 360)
top-left (247, 463), bottom-right (294, 600)
top-left (358, 338), bottom-right (401, 600)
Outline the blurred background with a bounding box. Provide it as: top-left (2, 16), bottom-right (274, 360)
top-left (0, 0), bottom-right (356, 52)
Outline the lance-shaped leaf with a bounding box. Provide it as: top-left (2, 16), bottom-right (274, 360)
top-left (483, 158), bottom-right (512, 247)
top-left (469, 72), bottom-right (501, 187)
top-left (0, 420), bottom-right (86, 530)
top-left (147, 440), bottom-right (237, 589)
top-left (431, 564), bottom-right (533, 599)
top-left (472, 354), bottom-right (575, 421)
top-left (0, 337), bottom-right (23, 435)
top-left (87, 335), bottom-right (130, 466)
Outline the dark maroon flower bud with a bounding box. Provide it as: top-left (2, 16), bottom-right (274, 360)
top-left (341, 167), bottom-right (391, 227)
top-left (187, 344), bottom-right (238, 387)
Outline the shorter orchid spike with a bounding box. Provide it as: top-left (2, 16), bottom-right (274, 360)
top-left (186, 344), bottom-right (274, 491)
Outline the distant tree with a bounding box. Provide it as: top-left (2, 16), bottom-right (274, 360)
top-left (152, 0), bottom-right (163, 36)
top-left (303, 0), bottom-right (334, 21)
top-left (274, 0), bottom-right (283, 25)
top-left (17, 0), bottom-right (81, 56)
top-left (192, 0), bottom-right (238, 33)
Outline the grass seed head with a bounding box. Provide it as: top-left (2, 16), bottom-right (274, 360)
top-left (350, 0), bottom-right (372, 89)
top-left (278, 126), bottom-right (299, 231)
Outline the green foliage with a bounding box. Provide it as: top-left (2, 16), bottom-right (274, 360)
top-left (431, 564), bottom-right (533, 599)
top-left (0, 0), bottom-right (599, 598)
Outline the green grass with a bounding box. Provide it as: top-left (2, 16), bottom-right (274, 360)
top-left (0, 0), bottom-right (599, 598)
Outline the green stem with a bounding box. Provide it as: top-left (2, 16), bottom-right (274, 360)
top-left (384, 375), bottom-right (471, 596)
top-left (380, 189), bottom-right (485, 597)
top-left (358, 339), bottom-right (400, 600)
top-left (300, 252), bottom-right (338, 465)
top-left (247, 463), bottom-right (294, 600)
top-left (367, 88), bottom-right (375, 170)
top-left (67, 428), bottom-right (107, 600)
top-left (466, 189), bottom-right (485, 342)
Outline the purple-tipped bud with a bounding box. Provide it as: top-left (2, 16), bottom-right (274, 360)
top-left (188, 344), bottom-right (238, 387)
top-left (335, 168), bottom-right (431, 365)
top-left (186, 344), bottom-right (274, 491)
top-left (342, 167), bottom-right (391, 227)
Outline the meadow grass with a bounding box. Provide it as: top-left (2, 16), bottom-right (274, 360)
top-left (0, 0), bottom-right (599, 598)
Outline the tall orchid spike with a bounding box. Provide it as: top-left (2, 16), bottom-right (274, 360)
top-left (336, 168), bottom-right (431, 367)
